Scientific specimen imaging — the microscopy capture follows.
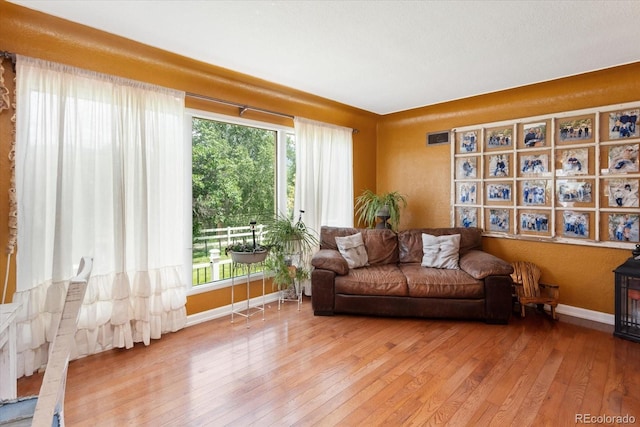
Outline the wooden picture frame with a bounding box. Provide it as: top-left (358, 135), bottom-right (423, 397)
top-left (456, 181), bottom-right (479, 204)
top-left (559, 210), bottom-right (591, 239)
top-left (520, 180), bottom-right (549, 206)
top-left (456, 207), bottom-right (478, 228)
top-left (486, 208), bottom-right (511, 233)
top-left (602, 109), bottom-right (639, 141)
top-left (604, 178), bottom-right (639, 208)
top-left (485, 125), bottom-right (513, 150)
top-left (519, 120), bottom-right (549, 148)
top-left (452, 101), bottom-right (640, 249)
top-left (487, 153), bottom-right (510, 178)
top-left (455, 156), bottom-right (478, 179)
top-left (556, 179), bottom-right (594, 207)
top-left (556, 114), bottom-right (595, 144)
top-left (485, 182), bottom-right (512, 204)
top-left (556, 147), bottom-right (590, 176)
top-left (519, 210), bottom-right (551, 236)
top-left (456, 130), bottom-right (479, 153)
top-left (607, 144), bottom-right (639, 174)
top-left (519, 152), bottom-right (549, 176)
top-left (605, 213), bottom-right (640, 243)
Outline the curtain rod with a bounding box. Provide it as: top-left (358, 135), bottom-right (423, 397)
top-left (187, 92), bottom-right (294, 120)
top-left (186, 91), bottom-right (358, 134)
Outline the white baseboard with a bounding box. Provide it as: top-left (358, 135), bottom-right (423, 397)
top-left (186, 298), bottom-right (615, 328)
top-left (186, 293), bottom-right (280, 327)
top-left (556, 303), bottom-right (615, 325)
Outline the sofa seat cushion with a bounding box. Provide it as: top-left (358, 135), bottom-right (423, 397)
top-left (335, 265), bottom-right (408, 297)
top-left (399, 263), bottom-right (484, 298)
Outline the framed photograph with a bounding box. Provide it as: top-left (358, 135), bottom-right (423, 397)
top-left (607, 213), bottom-right (640, 243)
top-left (486, 126), bottom-right (513, 149)
top-left (488, 208), bottom-right (510, 232)
top-left (488, 154), bottom-right (509, 177)
top-left (557, 148), bottom-right (588, 176)
top-left (557, 115), bottom-right (594, 144)
top-left (521, 121), bottom-right (547, 148)
top-left (606, 179), bottom-right (639, 208)
top-left (520, 211), bottom-right (550, 234)
top-left (608, 144), bottom-right (639, 173)
top-left (520, 153), bottom-right (549, 175)
top-left (455, 157), bottom-right (478, 179)
top-left (557, 180), bottom-right (592, 204)
top-left (486, 182), bottom-right (512, 202)
top-left (456, 182), bottom-right (478, 204)
top-left (561, 211), bottom-right (590, 239)
top-left (456, 207), bottom-right (478, 228)
top-left (607, 109), bottom-right (639, 140)
top-left (457, 130), bottom-right (479, 153)
top-left (521, 181), bottom-right (547, 205)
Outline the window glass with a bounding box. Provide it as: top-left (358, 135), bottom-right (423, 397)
top-left (190, 114), bottom-right (293, 286)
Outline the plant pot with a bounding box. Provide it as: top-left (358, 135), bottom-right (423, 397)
top-left (229, 250), bottom-right (268, 264)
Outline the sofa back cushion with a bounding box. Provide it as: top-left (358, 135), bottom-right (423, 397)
top-left (319, 226), bottom-right (399, 265)
top-left (398, 227), bottom-right (483, 264)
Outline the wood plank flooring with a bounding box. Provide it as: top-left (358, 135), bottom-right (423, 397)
top-left (17, 300), bottom-right (640, 426)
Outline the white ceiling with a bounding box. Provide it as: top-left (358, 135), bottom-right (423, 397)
top-left (9, 0), bottom-right (640, 115)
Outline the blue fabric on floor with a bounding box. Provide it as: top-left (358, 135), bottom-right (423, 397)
top-left (0, 397), bottom-right (60, 426)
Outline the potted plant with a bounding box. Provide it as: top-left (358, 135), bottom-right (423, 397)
top-left (224, 242), bottom-right (269, 264)
top-left (355, 190), bottom-right (407, 231)
top-left (225, 221), bottom-right (269, 264)
top-left (263, 212), bottom-right (318, 293)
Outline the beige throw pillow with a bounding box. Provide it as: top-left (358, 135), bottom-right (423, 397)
top-left (421, 233), bottom-right (461, 269)
top-left (335, 233), bottom-right (369, 269)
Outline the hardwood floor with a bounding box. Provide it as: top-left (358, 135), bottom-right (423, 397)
top-left (17, 299), bottom-right (640, 426)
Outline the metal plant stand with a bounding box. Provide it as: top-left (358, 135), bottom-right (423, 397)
top-left (278, 253), bottom-right (303, 311)
top-left (230, 251), bottom-right (267, 328)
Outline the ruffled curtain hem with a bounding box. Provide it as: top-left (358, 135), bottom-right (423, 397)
top-left (14, 266), bottom-right (187, 378)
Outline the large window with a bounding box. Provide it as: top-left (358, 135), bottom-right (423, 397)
top-left (187, 111), bottom-right (295, 288)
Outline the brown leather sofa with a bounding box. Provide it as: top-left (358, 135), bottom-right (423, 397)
top-left (311, 226), bottom-right (514, 324)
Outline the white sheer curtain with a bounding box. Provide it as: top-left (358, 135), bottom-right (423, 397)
top-left (293, 117), bottom-right (353, 294)
top-left (13, 56), bottom-right (187, 377)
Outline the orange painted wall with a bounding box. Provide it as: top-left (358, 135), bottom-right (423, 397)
top-left (377, 64), bottom-right (640, 314)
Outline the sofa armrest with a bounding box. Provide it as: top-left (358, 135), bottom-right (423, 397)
top-left (459, 249), bottom-right (514, 280)
top-left (484, 275), bottom-right (514, 324)
top-left (311, 268), bottom-right (336, 315)
top-left (311, 249), bottom-right (349, 276)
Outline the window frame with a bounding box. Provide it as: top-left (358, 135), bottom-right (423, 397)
top-left (451, 100), bottom-right (640, 250)
top-left (184, 108), bottom-right (295, 295)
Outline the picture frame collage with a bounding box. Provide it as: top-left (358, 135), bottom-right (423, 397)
top-left (452, 102), bottom-right (640, 247)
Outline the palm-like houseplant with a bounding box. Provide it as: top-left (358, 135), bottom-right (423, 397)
top-left (355, 190), bottom-right (407, 231)
top-left (263, 212), bottom-right (318, 292)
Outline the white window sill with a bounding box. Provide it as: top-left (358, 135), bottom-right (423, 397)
top-left (187, 272), bottom-right (268, 296)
